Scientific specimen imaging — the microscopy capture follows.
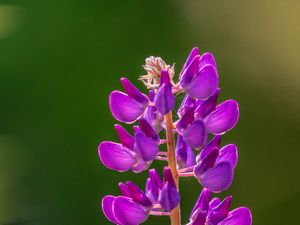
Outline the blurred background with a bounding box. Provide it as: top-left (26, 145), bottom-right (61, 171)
top-left (0, 0), bottom-right (299, 224)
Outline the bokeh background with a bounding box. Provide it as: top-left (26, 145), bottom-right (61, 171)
top-left (0, 0), bottom-right (299, 224)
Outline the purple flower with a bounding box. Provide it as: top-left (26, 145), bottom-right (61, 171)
top-left (177, 90), bottom-right (239, 149)
top-left (188, 188), bottom-right (252, 225)
top-left (98, 119), bottom-right (159, 173)
top-left (109, 78), bottom-right (149, 124)
top-left (102, 168), bottom-right (180, 225)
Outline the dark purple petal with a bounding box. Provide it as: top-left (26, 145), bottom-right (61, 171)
top-left (209, 197), bottom-right (221, 210)
top-left (205, 100), bottom-right (239, 135)
top-left (199, 52), bottom-right (217, 71)
top-left (176, 105), bottom-right (195, 134)
top-left (154, 71), bottom-right (175, 115)
top-left (99, 141), bottom-right (137, 172)
top-left (198, 135), bottom-right (222, 162)
top-left (186, 64), bottom-right (219, 100)
top-left (206, 196), bottom-right (232, 225)
top-left (126, 181), bottom-right (152, 208)
top-left (121, 77), bottom-right (149, 105)
top-left (190, 188), bottom-right (211, 218)
top-left (102, 195), bottom-right (118, 224)
top-left (146, 169), bottom-right (163, 203)
top-left (119, 182), bottom-right (131, 197)
top-left (177, 94), bottom-right (196, 118)
top-left (217, 144), bottom-right (238, 168)
top-left (194, 147), bottom-right (219, 175)
top-left (195, 89), bottom-right (220, 119)
top-left (109, 91), bottom-right (147, 123)
top-left (182, 120), bottom-right (207, 149)
top-left (158, 182), bottom-right (180, 211)
top-left (180, 55), bottom-right (200, 89)
top-left (176, 135), bottom-right (196, 169)
top-left (219, 207), bottom-right (252, 225)
top-left (138, 118), bottom-right (159, 142)
top-left (196, 161), bottom-right (234, 193)
top-left (134, 131), bottom-right (159, 161)
top-left (163, 167), bottom-right (177, 188)
top-left (182, 47), bottom-right (199, 72)
top-left (113, 196), bottom-right (149, 225)
top-left (189, 209), bottom-right (207, 225)
top-left (115, 124), bottom-right (134, 149)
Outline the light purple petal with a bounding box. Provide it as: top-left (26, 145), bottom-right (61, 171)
top-left (205, 100), bottom-right (239, 135)
top-left (154, 71), bottom-right (175, 115)
top-left (102, 195), bottom-right (118, 224)
top-left (134, 131), bottom-right (159, 161)
top-left (131, 158), bottom-right (151, 173)
top-left (126, 181), bottom-right (152, 208)
top-left (218, 207), bottom-right (252, 225)
top-left (199, 52), bottom-right (217, 71)
top-left (217, 144), bottom-right (238, 168)
top-left (180, 55), bottom-right (200, 89)
top-left (182, 120), bottom-right (207, 149)
top-left (99, 141), bottom-right (137, 172)
top-left (176, 135), bottom-right (196, 169)
top-left (121, 77), bottom-right (149, 105)
top-left (206, 196), bottom-right (232, 225)
top-left (196, 161), bottom-right (234, 193)
top-left (190, 188), bottom-right (211, 218)
top-left (158, 182), bottom-right (180, 212)
top-left (186, 64), bottom-right (219, 100)
top-left (113, 196), bottom-right (149, 225)
top-left (109, 91), bottom-right (147, 123)
top-left (195, 89), bottom-right (220, 119)
top-left (115, 124), bottom-right (134, 149)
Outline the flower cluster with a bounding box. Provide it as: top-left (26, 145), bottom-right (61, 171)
top-left (99, 47), bottom-right (252, 225)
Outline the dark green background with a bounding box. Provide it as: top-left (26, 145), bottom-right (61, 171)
top-left (0, 0), bottom-right (299, 224)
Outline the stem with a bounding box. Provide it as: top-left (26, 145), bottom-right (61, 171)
top-left (165, 112), bottom-right (181, 225)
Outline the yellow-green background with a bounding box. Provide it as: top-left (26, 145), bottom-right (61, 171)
top-left (0, 1), bottom-right (299, 224)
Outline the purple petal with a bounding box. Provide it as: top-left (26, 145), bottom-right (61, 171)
top-left (219, 207), bottom-right (252, 225)
top-left (217, 144), bottom-right (238, 168)
top-left (131, 158), bottom-right (151, 173)
top-left (186, 64), bottom-right (219, 100)
top-left (196, 161), bottom-right (234, 193)
top-left (119, 182), bottom-right (131, 197)
top-left (176, 135), bottom-right (196, 169)
top-left (209, 197), bottom-right (221, 209)
top-left (121, 77), bottom-right (149, 105)
top-left (115, 124), bottom-right (134, 149)
top-left (149, 169), bottom-right (163, 189)
top-left (126, 181), bottom-right (152, 208)
top-left (146, 169), bottom-right (163, 203)
top-left (177, 94), bottom-right (196, 118)
top-left (198, 135), bottom-right (222, 162)
top-left (134, 131), bottom-right (159, 161)
top-left (154, 71), bottom-right (175, 115)
top-left (102, 195), bottom-right (118, 224)
top-left (163, 167), bottom-right (176, 188)
top-left (176, 105), bottom-right (195, 134)
top-left (109, 91), bottom-right (147, 123)
top-left (199, 52), bottom-right (217, 71)
top-left (190, 210), bottom-right (207, 225)
top-left (190, 188), bottom-right (211, 218)
top-left (182, 120), bottom-right (207, 149)
top-left (138, 118), bottom-right (159, 142)
top-left (194, 147), bottom-right (219, 175)
top-left (206, 195), bottom-right (232, 225)
top-left (158, 182), bottom-right (180, 211)
top-left (180, 55), bottom-right (200, 89)
top-left (195, 89), bottom-right (220, 119)
top-left (205, 100), bottom-right (239, 135)
top-left (113, 196), bottom-right (149, 225)
top-left (99, 141), bottom-right (137, 172)
top-left (182, 47), bottom-right (199, 72)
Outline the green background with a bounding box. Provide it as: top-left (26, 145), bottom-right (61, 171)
top-left (0, 0), bottom-right (299, 224)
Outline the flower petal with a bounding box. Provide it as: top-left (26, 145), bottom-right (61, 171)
top-left (195, 89), bottom-right (220, 119)
top-left (102, 195), bottom-right (118, 224)
top-left (176, 105), bottom-right (195, 134)
top-left (198, 135), bottom-right (222, 162)
top-left (177, 94), bottom-right (196, 118)
top-left (158, 181), bottom-right (180, 211)
top-left (186, 64), bottom-right (219, 100)
top-left (209, 197), bottom-right (221, 209)
top-left (182, 120), bottom-right (207, 149)
top-left (119, 182), bottom-right (131, 197)
top-left (115, 124), bottom-right (134, 149)
top-left (109, 91), bottom-right (147, 123)
top-left (99, 141), bottom-right (137, 172)
top-left (176, 135), bottom-right (196, 169)
top-left (138, 118), bottom-right (159, 142)
top-left (121, 77), bottom-right (149, 105)
top-left (134, 131), bottom-right (159, 161)
top-left (219, 207), bottom-right (252, 225)
top-left (180, 55), bottom-right (200, 89)
top-left (182, 47), bottom-right (199, 72)
top-left (131, 158), bottom-right (151, 173)
top-left (113, 196), bottom-right (149, 225)
top-left (217, 144), bottom-right (238, 168)
top-left (163, 167), bottom-right (177, 188)
top-left (190, 188), bottom-right (211, 218)
top-left (206, 195), bottom-right (232, 225)
top-left (196, 161), bottom-right (234, 193)
top-left (126, 181), bottom-right (152, 208)
top-left (199, 52), bottom-right (217, 70)
top-left (205, 100), bottom-right (239, 135)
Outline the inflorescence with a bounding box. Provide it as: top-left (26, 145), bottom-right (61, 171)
top-left (98, 47), bottom-right (252, 225)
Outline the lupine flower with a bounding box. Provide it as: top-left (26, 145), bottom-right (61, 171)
top-left (187, 188), bottom-right (252, 225)
top-left (102, 168), bottom-right (180, 225)
top-left (99, 47), bottom-right (252, 225)
top-left (176, 89), bottom-right (239, 149)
